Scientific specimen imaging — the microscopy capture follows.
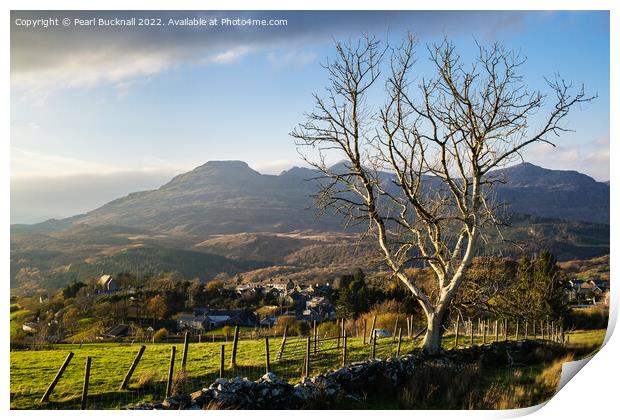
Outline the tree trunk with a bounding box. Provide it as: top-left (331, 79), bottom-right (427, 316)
top-left (422, 312), bottom-right (444, 354)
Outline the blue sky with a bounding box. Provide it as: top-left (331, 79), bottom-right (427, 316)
top-left (10, 11), bottom-right (610, 223)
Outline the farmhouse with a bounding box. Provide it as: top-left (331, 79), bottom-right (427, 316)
top-left (99, 323), bottom-right (130, 339)
top-left (177, 313), bottom-right (210, 331)
top-left (22, 322), bottom-right (39, 333)
top-left (177, 309), bottom-right (258, 332)
top-left (98, 274), bottom-right (120, 292)
top-left (259, 317), bottom-right (277, 328)
top-left (567, 279), bottom-right (610, 305)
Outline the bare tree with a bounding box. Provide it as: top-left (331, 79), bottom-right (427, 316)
top-left (291, 34), bottom-right (594, 354)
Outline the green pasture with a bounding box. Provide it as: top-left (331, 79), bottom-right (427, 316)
top-left (10, 329), bottom-right (606, 410)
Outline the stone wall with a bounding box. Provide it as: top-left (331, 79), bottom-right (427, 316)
top-left (128, 341), bottom-right (561, 410)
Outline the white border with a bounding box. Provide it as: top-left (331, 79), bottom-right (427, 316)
top-left (2, 2), bottom-right (617, 420)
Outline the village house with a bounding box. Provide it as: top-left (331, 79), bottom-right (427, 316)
top-left (177, 308), bottom-right (258, 332)
top-left (567, 279), bottom-right (610, 305)
top-left (303, 296), bottom-right (336, 322)
top-left (99, 324), bottom-right (130, 340)
top-left (259, 317), bottom-right (277, 328)
top-left (22, 322), bottom-right (39, 334)
top-left (97, 274), bottom-right (120, 292)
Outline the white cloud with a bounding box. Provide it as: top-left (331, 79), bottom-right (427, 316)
top-left (267, 50), bottom-right (317, 67)
top-left (10, 147), bottom-right (187, 179)
top-left (525, 135), bottom-right (610, 181)
top-left (205, 46), bottom-right (251, 64)
top-left (11, 147), bottom-right (122, 178)
top-left (12, 49), bottom-right (173, 100)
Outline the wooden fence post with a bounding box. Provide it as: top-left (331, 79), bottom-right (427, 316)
top-left (342, 333), bottom-right (348, 367)
top-left (165, 346), bottom-right (176, 398)
top-left (337, 319), bottom-right (341, 349)
top-left (181, 331), bottom-right (190, 370)
top-left (533, 320), bottom-right (537, 339)
top-left (305, 336), bottom-right (311, 377)
top-left (409, 315), bottom-right (414, 339)
top-left (342, 318), bottom-right (346, 343)
top-left (313, 320), bottom-right (318, 355)
top-left (371, 330), bottom-right (377, 358)
top-left (264, 336), bottom-right (271, 374)
top-left (551, 324), bottom-right (555, 342)
top-left (219, 345), bottom-right (225, 378)
top-left (470, 319), bottom-right (474, 347)
top-left (80, 356), bottom-right (91, 410)
top-left (406, 317), bottom-right (410, 339)
top-left (515, 321), bottom-right (520, 341)
top-left (504, 320), bottom-right (508, 342)
top-left (392, 314), bottom-right (400, 343)
top-left (494, 320), bottom-right (499, 342)
top-left (482, 320), bottom-right (487, 344)
top-left (363, 318), bottom-right (367, 345)
top-left (120, 345), bottom-right (146, 390)
top-left (41, 352), bottom-right (74, 403)
top-left (276, 325), bottom-right (288, 360)
top-left (369, 316), bottom-right (377, 345)
top-left (230, 326), bottom-right (239, 368)
top-left (454, 315), bottom-right (460, 349)
top-left (524, 321), bottom-right (529, 340)
top-left (397, 328), bottom-right (403, 356)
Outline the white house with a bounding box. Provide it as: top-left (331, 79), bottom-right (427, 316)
top-left (98, 274), bottom-right (120, 292)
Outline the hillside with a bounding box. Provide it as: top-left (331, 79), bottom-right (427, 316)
top-left (72, 161), bottom-right (342, 236)
top-left (560, 255), bottom-right (610, 282)
top-left (492, 163), bottom-right (609, 225)
top-left (10, 161), bottom-right (610, 293)
top-left (15, 161), bottom-right (609, 237)
top-left (10, 224), bottom-right (271, 294)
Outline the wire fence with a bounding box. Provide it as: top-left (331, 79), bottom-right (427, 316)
top-left (10, 317), bottom-right (566, 409)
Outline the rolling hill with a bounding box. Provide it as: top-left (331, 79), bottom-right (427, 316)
top-left (10, 160), bottom-right (610, 293)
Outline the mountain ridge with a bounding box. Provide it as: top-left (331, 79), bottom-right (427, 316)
top-left (10, 161), bottom-right (610, 293)
top-left (13, 161), bottom-right (609, 234)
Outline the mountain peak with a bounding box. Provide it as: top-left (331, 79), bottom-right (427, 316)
top-left (195, 160), bottom-right (254, 170)
top-left (163, 160), bottom-right (260, 189)
top-left (190, 160), bottom-right (260, 176)
top-left (279, 166), bottom-right (318, 178)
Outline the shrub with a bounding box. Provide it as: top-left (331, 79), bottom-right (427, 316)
top-left (135, 369), bottom-right (162, 389)
top-left (565, 305), bottom-right (608, 330)
top-left (296, 321), bottom-right (310, 336)
top-left (171, 370), bottom-right (189, 395)
top-left (274, 315), bottom-right (298, 335)
top-left (221, 325), bottom-right (234, 338)
top-left (317, 320), bottom-right (339, 337)
top-left (153, 327), bottom-right (169, 343)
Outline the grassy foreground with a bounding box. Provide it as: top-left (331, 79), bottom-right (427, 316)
top-left (10, 329), bottom-right (605, 410)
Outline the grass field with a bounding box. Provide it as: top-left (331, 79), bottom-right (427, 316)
top-left (10, 329), bottom-right (606, 410)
